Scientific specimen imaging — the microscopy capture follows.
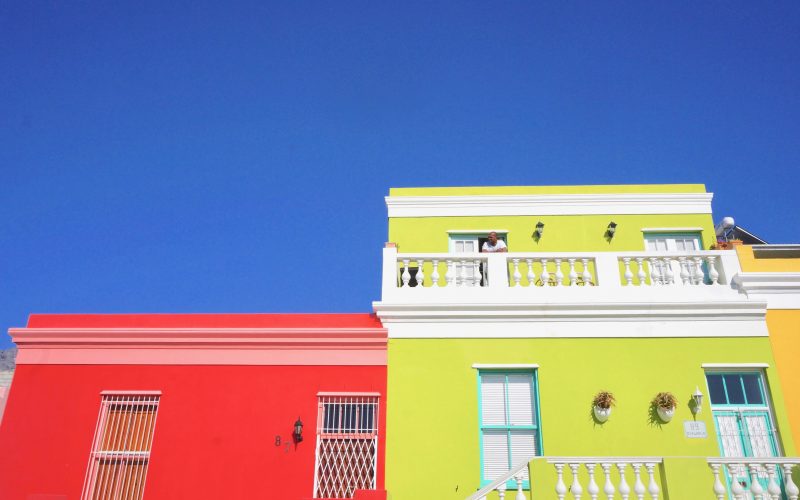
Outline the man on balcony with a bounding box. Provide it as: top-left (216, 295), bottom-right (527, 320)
top-left (481, 232), bottom-right (508, 253)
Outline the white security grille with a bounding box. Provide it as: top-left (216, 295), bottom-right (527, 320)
top-left (81, 392), bottom-right (160, 500)
top-left (313, 393), bottom-right (379, 499)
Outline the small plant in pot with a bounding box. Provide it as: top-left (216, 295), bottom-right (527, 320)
top-left (652, 392), bottom-right (678, 422)
top-left (592, 391), bottom-right (616, 423)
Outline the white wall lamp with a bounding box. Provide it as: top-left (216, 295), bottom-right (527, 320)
top-left (691, 387), bottom-right (704, 414)
top-left (535, 221), bottom-right (545, 238)
top-left (606, 221), bottom-right (617, 239)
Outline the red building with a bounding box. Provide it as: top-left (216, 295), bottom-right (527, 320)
top-left (0, 314), bottom-right (387, 500)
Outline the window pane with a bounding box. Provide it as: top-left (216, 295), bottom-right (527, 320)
top-left (481, 374), bottom-right (507, 425)
top-left (455, 241), bottom-right (464, 252)
top-left (465, 241), bottom-right (475, 252)
top-left (742, 374), bottom-right (764, 405)
top-left (507, 374), bottom-right (534, 426)
top-left (482, 430), bottom-right (509, 481)
top-left (676, 240), bottom-right (686, 251)
top-left (707, 374), bottom-right (727, 404)
top-left (724, 375), bottom-right (746, 404)
top-left (685, 239), bottom-right (697, 250)
top-left (509, 430), bottom-right (536, 480)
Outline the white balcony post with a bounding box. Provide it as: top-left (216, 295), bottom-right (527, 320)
top-left (783, 463), bottom-right (799, 500)
top-left (635, 257), bottom-right (646, 286)
top-left (709, 463), bottom-right (726, 500)
top-left (581, 258), bottom-right (592, 285)
top-left (632, 463), bottom-right (646, 500)
top-left (706, 255), bottom-right (720, 285)
top-left (554, 258), bottom-right (564, 286)
top-left (767, 464), bottom-right (782, 500)
top-left (382, 246), bottom-right (399, 296)
top-left (416, 259), bottom-right (425, 288)
top-left (401, 259), bottom-right (411, 287)
top-left (622, 258), bottom-right (634, 286)
top-left (601, 463), bottom-right (615, 498)
top-left (526, 258), bottom-right (536, 288)
top-left (648, 258), bottom-right (661, 286)
top-left (570, 463), bottom-right (584, 500)
top-left (586, 463), bottom-right (600, 500)
top-left (487, 253), bottom-right (510, 289)
top-left (514, 473), bottom-right (526, 500)
top-left (568, 258), bottom-right (578, 286)
top-left (496, 483), bottom-right (506, 500)
top-left (445, 259), bottom-right (454, 287)
top-left (594, 253), bottom-right (622, 289)
top-left (747, 463), bottom-right (765, 500)
top-left (540, 259), bottom-right (550, 287)
top-left (555, 463), bottom-right (567, 500)
top-left (512, 258), bottom-right (522, 287)
top-left (431, 259), bottom-right (440, 287)
top-left (618, 462), bottom-right (631, 500)
top-left (645, 463), bottom-right (659, 500)
top-left (728, 463), bottom-right (746, 500)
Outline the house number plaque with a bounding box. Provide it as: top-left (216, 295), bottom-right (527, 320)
top-left (683, 421), bottom-right (708, 438)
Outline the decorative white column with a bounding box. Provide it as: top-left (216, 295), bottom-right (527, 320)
top-left (496, 483), bottom-right (506, 500)
top-left (766, 464), bottom-right (782, 500)
top-left (645, 463), bottom-right (659, 500)
top-left (415, 259), bottom-right (425, 288)
top-left (635, 257), bottom-right (646, 286)
top-left (678, 257), bottom-right (690, 285)
top-left (709, 463), bottom-right (727, 500)
top-left (568, 258), bottom-right (578, 286)
top-left (512, 258), bottom-right (522, 287)
top-left (431, 259), bottom-right (440, 287)
top-left (586, 463), bottom-right (600, 500)
top-left (555, 463), bottom-right (567, 500)
top-left (706, 255), bottom-right (719, 285)
top-left (554, 258), bottom-right (564, 286)
top-left (783, 463), bottom-right (799, 500)
top-left (445, 259), bottom-right (454, 287)
top-left (526, 258), bottom-right (535, 288)
top-left (617, 462), bottom-right (631, 500)
top-left (570, 463), bottom-right (584, 500)
top-left (514, 473), bottom-right (526, 500)
top-left (693, 256), bottom-right (704, 285)
top-left (632, 463), bottom-right (646, 500)
top-left (747, 464), bottom-right (765, 500)
top-left (662, 258), bottom-right (675, 285)
top-left (648, 258), bottom-right (661, 286)
top-left (728, 463), bottom-right (746, 500)
top-left (401, 259), bottom-right (411, 287)
top-left (540, 259), bottom-right (550, 287)
top-left (622, 257), bottom-right (633, 286)
top-left (473, 259), bottom-right (482, 287)
top-left (601, 463), bottom-right (615, 499)
top-left (581, 258), bottom-right (592, 285)
top-left (458, 259), bottom-right (467, 287)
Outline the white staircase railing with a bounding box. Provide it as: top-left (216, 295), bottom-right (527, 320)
top-left (466, 457), bottom-right (533, 500)
top-left (707, 457), bottom-right (800, 500)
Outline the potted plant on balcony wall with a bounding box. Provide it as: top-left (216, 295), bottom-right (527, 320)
top-left (592, 391), bottom-right (616, 423)
top-left (652, 392), bottom-right (678, 423)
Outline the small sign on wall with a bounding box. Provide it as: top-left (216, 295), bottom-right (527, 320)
top-left (684, 420), bottom-right (708, 439)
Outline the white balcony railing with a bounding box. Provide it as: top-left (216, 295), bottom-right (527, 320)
top-left (382, 247), bottom-right (742, 295)
top-left (707, 458), bottom-right (800, 500)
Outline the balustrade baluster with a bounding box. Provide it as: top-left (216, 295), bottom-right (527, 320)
top-left (514, 473), bottom-right (526, 500)
top-left (445, 259), bottom-right (454, 287)
top-left (555, 464), bottom-right (567, 500)
top-left (416, 259), bottom-right (425, 288)
top-left (635, 258), bottom-right (646, 286)
top-left (678, 257), bottom-right (690, 285)
top-left (622, 258), bottom-right (634, 286)
top-left (586, 463), bottom-right (600, 500)
top-left (632, 463), bottom-right (646, 500)
top-left (568, 259), bottom-right (578, 286)
top-left (706, 256), bottom-right (720, 285)
top-left (601, 463), bottom-right (615, 499)
top-left (570, 463), bottom-right (584, 500)
top-left (401, 259), bottom-right (411, 287)
top-left (526, 259), bottom-right (535, 288)
top-left (766, 464), bottom-right (782, 500)
top-left (747, 463), bottom-right (765, 500)
top-left (783, 463), bottom-right (800, 500)
top-left (727, 464), bottom-right (746, 500)
top-left (709, 463), bottom-right (726, 500)
top-left (431, 259), bottom-right (440, 287)
top-left (473, 260), bottom-right (482, 287)
top-left (648, 258), bottom-right (661, 286)
top-left (692, 257), bottom-right (704, 285)
top-left (662, 258), bottom-right (675, 285)
top-left (618, 463), bottom-right (631, 500)
top-left (645, 463), bottom-right (659, 500)
top-left (496, 483), bottom-right (506, 500)
top-left (458, 259), bottom-right (467, 287)
top-left (540, 259), bottom-right (550, 287)
top-left (554, 258), bottom-right (564, 286)
top-left (581, 258), bottom-right (592, 285)
top-left (512, 259), bottom-right (522, 287)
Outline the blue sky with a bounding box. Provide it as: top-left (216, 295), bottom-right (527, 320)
top-left (1, 2), bottom-right (798, 348)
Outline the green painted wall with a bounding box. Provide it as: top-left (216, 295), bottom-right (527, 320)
top-left (385, 337), bottom-right (794, 500)
top-left (388, 214), bottom-right (716, 253)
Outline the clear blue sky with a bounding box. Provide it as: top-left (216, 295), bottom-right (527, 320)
top-left (1, 2), bottom-right (798, 348)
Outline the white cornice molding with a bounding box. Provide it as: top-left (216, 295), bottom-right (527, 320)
top-left (386, 193), bottom-right (714, 218)
top-left (372, 300), bottom-right (768, 338)
top-left (732, 273), bottom-right (800, 309)
top-left (472, 363), bottom-right (539, 369)
top-left (702, 363), bottom-right (769, 369)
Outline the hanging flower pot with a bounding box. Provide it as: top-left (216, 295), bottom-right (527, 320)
top-left (652, 392), bottom-right (678, 423)
top-left (592, 391), bottom-right (615, 423)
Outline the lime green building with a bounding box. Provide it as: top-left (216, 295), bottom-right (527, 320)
top-left (372, 185), bottom-right (800, 500)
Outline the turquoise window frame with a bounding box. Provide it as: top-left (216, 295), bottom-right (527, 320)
top-left (643, 231), bottom-right (703, 250)
top-left (704, 372), bottom-right (769, 409)
top-left (476, 369), bottom-right (543, 490)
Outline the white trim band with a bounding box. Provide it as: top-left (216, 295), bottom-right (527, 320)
top-left (386, 193), bottom-right (714, 218)
top-left (641, 227), bottom-right (704, 232)
top-left (472, 364), bottom-right (539, 369)
top-left (701, 363), bottom-right (769, 369)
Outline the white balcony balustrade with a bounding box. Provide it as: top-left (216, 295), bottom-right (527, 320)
top-left (383, 247), bottom-right (740, 295)
top-left (550, 458), bottom-right (663, 500)
top-left (708, 458), bottom-right (800, 500)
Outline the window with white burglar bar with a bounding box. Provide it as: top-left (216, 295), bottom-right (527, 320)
top-left (81, 392), bottom-right (160, 500)
top-left (313, 393), bottom-right (380, 499)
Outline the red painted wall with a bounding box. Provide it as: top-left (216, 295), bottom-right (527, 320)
top-left (0, 364), bottom-right (386, 500)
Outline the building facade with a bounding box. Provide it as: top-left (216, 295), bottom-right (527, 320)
top-left (0, 314), bottom-right (388, 500)
top-left (374, 185), bottom-right (799, 500)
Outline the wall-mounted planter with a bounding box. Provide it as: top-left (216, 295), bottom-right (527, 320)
top-left (656, 406), bottom-right (675, 423)
top-left (593, 406), bottom-right (612, 423)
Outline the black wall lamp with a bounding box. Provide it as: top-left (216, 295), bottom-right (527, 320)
top-left (606, 222), bottom-right (617, 239)
top-left (293, 417), bottom-right (304, 443)
top-left (535, 221), bottom-right (545, 238)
